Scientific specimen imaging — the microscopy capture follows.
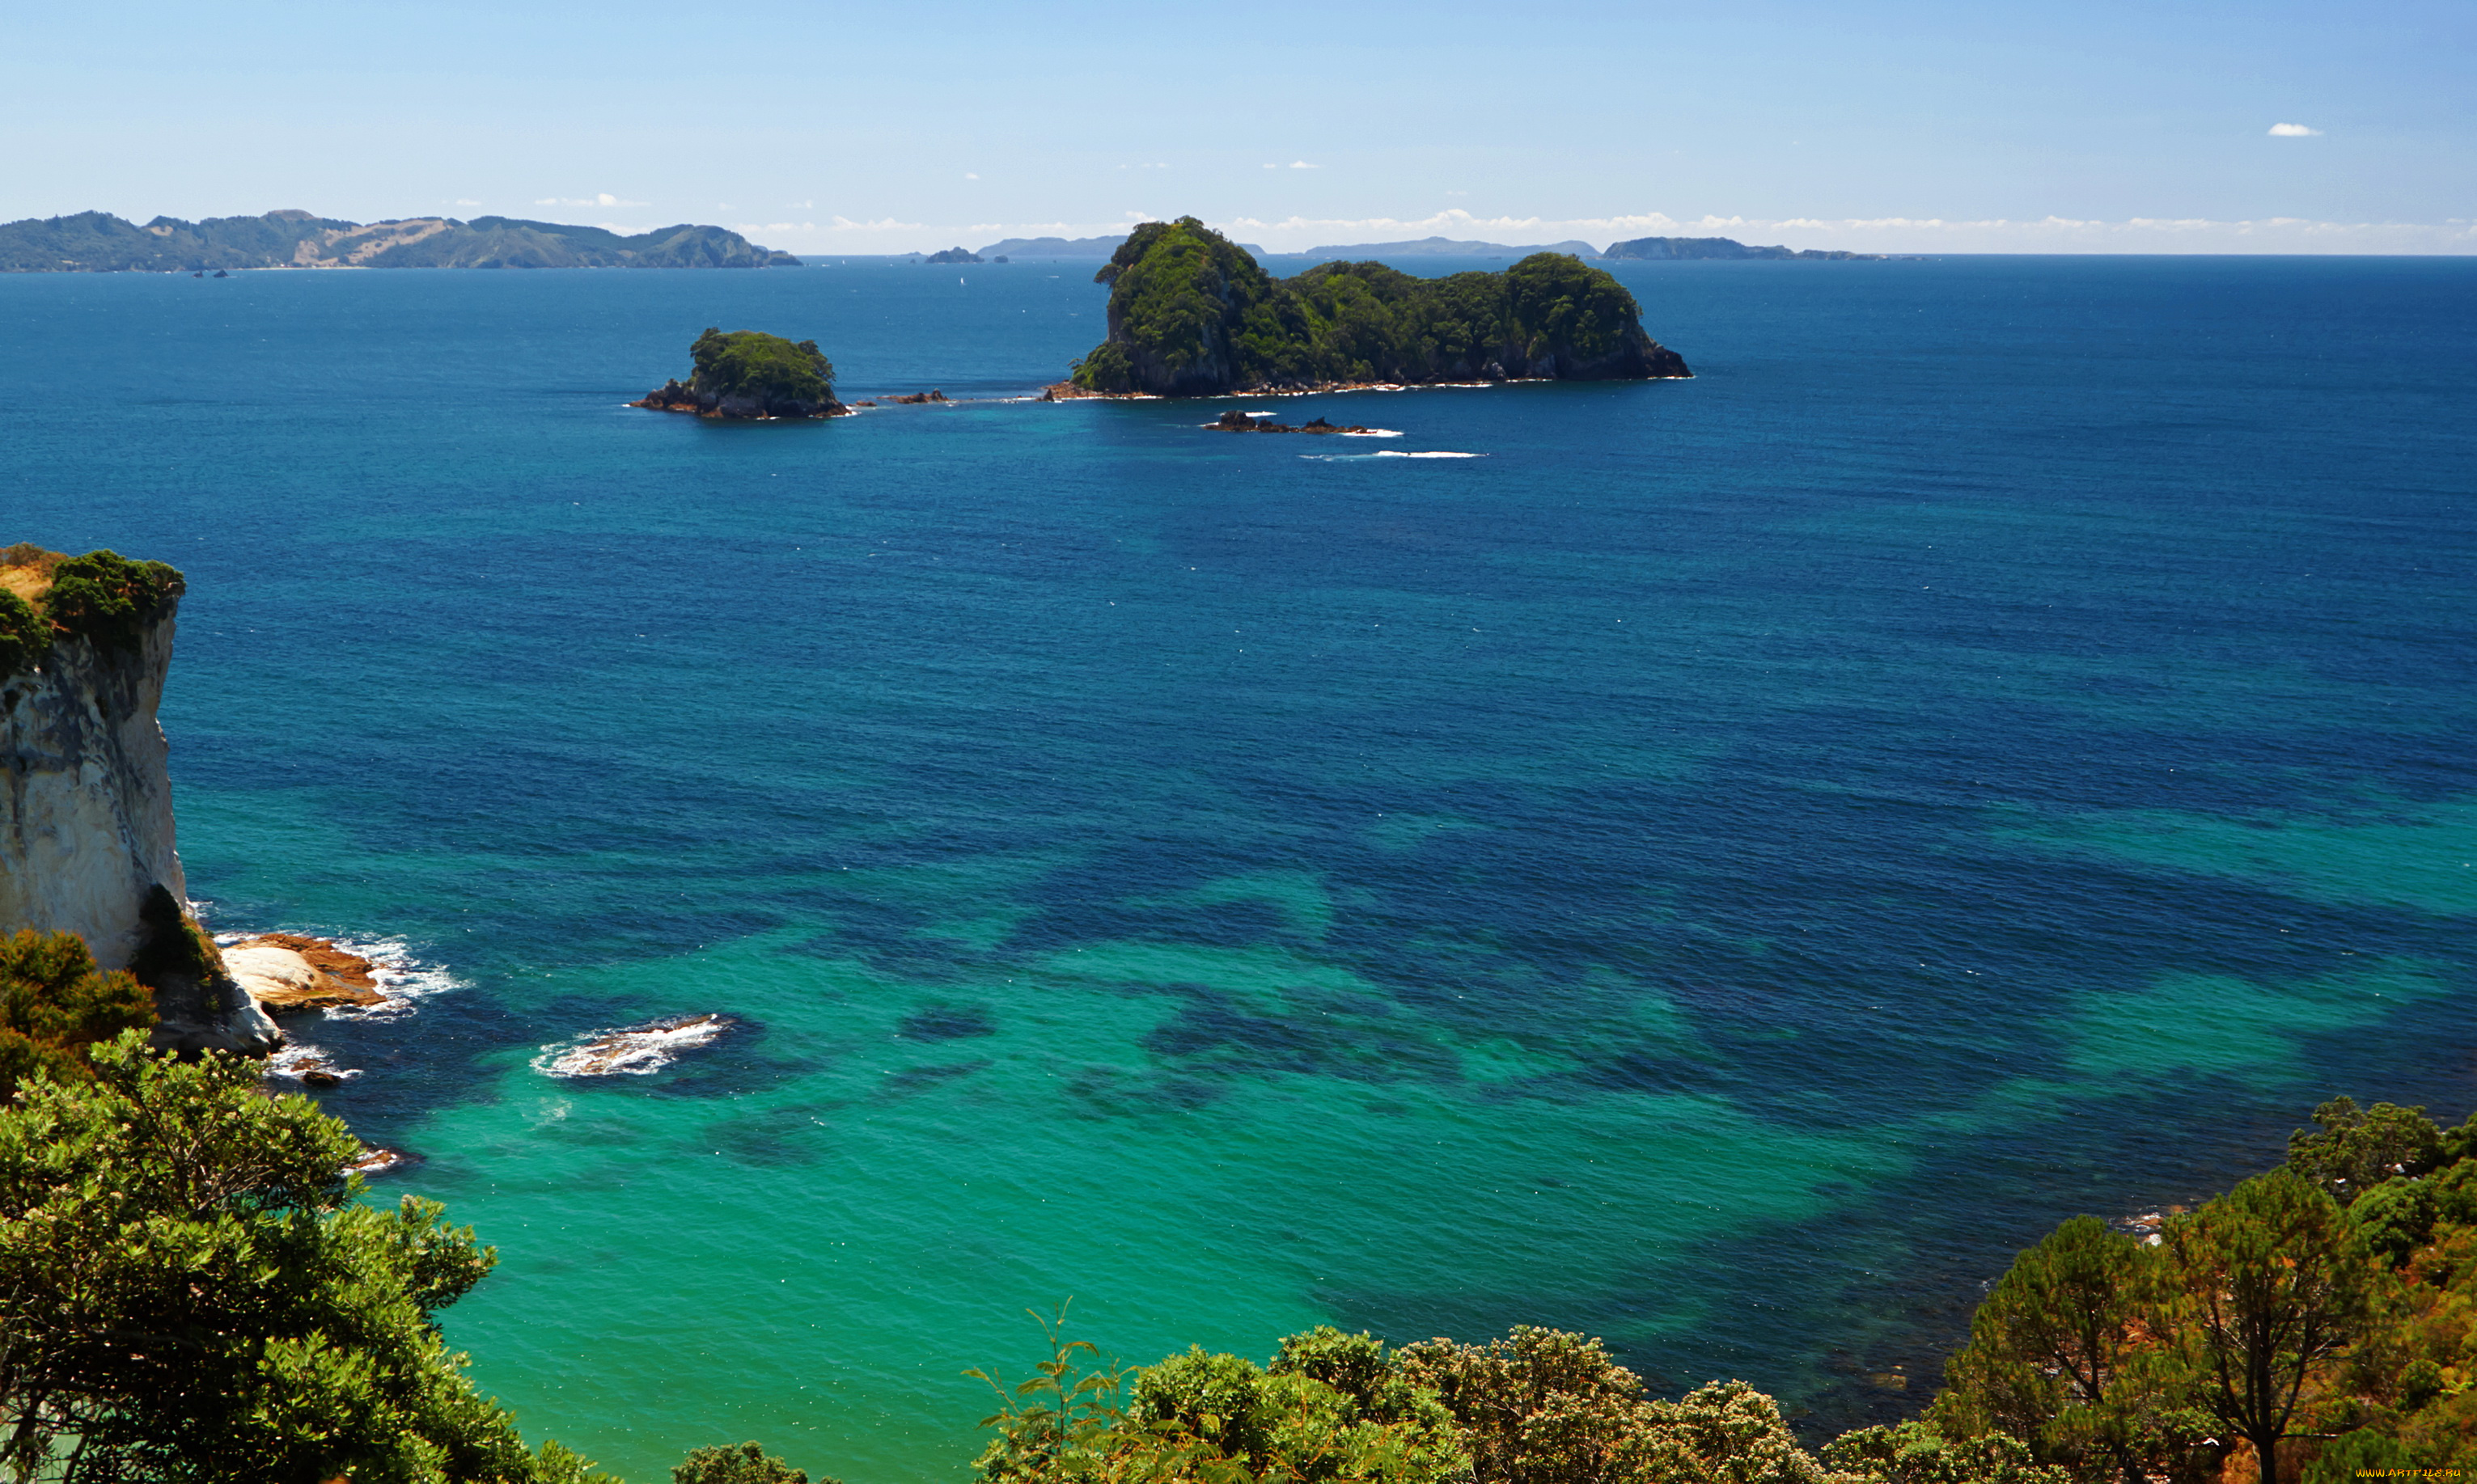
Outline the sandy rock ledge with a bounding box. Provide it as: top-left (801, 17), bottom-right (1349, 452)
top-left (222, 933), bottom-right (388, 1015)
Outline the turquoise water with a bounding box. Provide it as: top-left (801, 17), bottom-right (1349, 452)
top-left (5, 254), bottom-right (2474, 1481)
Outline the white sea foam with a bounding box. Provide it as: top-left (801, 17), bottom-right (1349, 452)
top-left (266, 1044), bottom-right (359, 1081)
top-left (323, 936), bottom-right (464, 1020)
top-left (1301, 450), bottom-right (1484, 461)
top-left (1344, 429), bottom-right (1404, 438)
top-left (531, 1013), bottom-right (736, 1078)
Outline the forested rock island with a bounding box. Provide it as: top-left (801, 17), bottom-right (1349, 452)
top-left (634, 328), bottom-right (849, 420)
top-left (1060, 218), bottom-right (1691, 397)
top-left (0, 209), bottom-right (800, 272)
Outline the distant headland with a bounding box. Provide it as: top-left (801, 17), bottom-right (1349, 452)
top-left (1052, 217), bottom-right (1691, 398)
top-left (979, 229), bottom-right (1887, 263)
top-left (1604, 235), bottom-right (1889, 261)
top-left (1295, 234), bottom-right (1605, 260)
top-left (0, 209), bottom-right (800, 273)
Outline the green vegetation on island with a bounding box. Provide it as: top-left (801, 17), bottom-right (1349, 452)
top-left (1066, 218), bottom-right (1689, 396)
top-left (0, 544), bottom-right (184, 676)
top-left (0, 209), bottom-right (800, 273)
top-left (635, 328), bottom-right (848, 421)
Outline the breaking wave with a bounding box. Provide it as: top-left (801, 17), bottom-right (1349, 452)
top-left (531, 1013), bottom-right (738, 1078)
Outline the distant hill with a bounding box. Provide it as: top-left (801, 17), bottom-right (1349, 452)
top-left (976, 233), bottom-right (1269, 260)
top-left (977, 235), bottom-right (1132, 259)
top-left (1603, 235), bottom-right (1884, 261)
top-left (0, 209), bottom-right (801, 272)
top-left (1294, 235), bottom-right (1603, 260)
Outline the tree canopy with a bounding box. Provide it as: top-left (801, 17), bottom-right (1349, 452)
top-left (0, 930), bottom-right (156, 1101)
top-left (688, 328), bottom-right (836, 406)
top-left (0, 1031), bottom-right (612, 1482)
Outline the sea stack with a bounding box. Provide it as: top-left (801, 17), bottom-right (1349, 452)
top-left (0, 544), bottom-right (279, 1054)
top-left (1063, 217), bottom-right (1692, 397)
top-left (634, 327), bottom-right (849, 420)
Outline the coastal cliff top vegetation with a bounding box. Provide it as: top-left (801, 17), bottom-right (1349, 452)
top-left (0, 544), bottom-right (184, 674)
top-left (1069, 218), bottom-right (1686, 395)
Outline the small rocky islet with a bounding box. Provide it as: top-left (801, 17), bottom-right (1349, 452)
top-left (634, 326), bottom-right (848, 420)
top-left (1207, 410), bottom-right (1373, 434)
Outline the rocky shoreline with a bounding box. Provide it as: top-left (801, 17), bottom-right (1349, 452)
top-left (222, 932), bottom-right (389, 1015)
top-left (633, 379), bottom-right (849, 421)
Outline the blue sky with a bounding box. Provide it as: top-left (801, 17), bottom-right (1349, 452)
top-left (5, 0), bottom-right (2471, 252)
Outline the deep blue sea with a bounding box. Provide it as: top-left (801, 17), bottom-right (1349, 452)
top-left (4, 252), bottom-right (2474, 1482)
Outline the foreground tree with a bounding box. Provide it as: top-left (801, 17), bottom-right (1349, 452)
top-left (0, 930), bottom-right (156, 1097)
top-left (1934, 1216), bottom-right (2174, 1484)
top-left (0, 1032), bottom-right (609, 1482)
top-left (2157, 1170), bottom-right (2377, 1484)
top-left (675, 1440), bottom-right (826, 1484)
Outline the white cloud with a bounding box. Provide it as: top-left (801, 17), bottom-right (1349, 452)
top-left (534, 192), bottom-right (648, 208)
top-left (2268, 122), bottom-right (2322, 136)
top-left (965, 172), bottom-right (980, 180)
top-left (452, 198), bottom-right (482, 207)
top-left (1289, 161), bottom-right (1318, 170)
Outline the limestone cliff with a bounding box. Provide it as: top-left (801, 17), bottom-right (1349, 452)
top-left (0, 548), bottom-right (278, 1053)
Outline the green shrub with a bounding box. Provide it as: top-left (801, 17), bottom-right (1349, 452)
top-left (40, 548), bottom-right (184, 655)
top-left (0, 929), bottom-right (155, 1100)
top-left (1074, 219), bottom-right (1661, 393)
top-left (0, 586), bottom-right (44, 677)
top-left (1821, 1420), bottom-right (2068, 1484)
top-left (127, 883), bottom-right (229, 1008)
top-left (0, 1031), bottom-right (600, 1480)
top-left (970, 1309), bottom-right (1465, 1484)
top-left (675, 1440), bottom-right (825, 1484)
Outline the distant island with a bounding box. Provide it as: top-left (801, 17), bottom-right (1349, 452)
top-left (1057, 217), bottom-right (1689, 397)
top-left (977, 232), bottom-right (1270, 260)
top-left (925, 246), bottom-right (983, 264)
top-left (0, 209), bottom-right (801, 273)
top-left (633, 328), bottom-right (848, 420)
top-left (1604, 235), bottom-right (1888, 260)
top-left (1295, 234), bottom-right (1602, 260)
top-left (977, 229), bottom-right (1887, 263)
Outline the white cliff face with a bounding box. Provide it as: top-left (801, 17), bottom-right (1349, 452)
top-left (0, 606), bottom-right (278, 1052)
top-left (0, 614), bottom-right (187, 971)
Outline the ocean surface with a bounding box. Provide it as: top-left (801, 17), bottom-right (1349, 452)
top-left (4, 252), bottom-right (2474, 1482)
